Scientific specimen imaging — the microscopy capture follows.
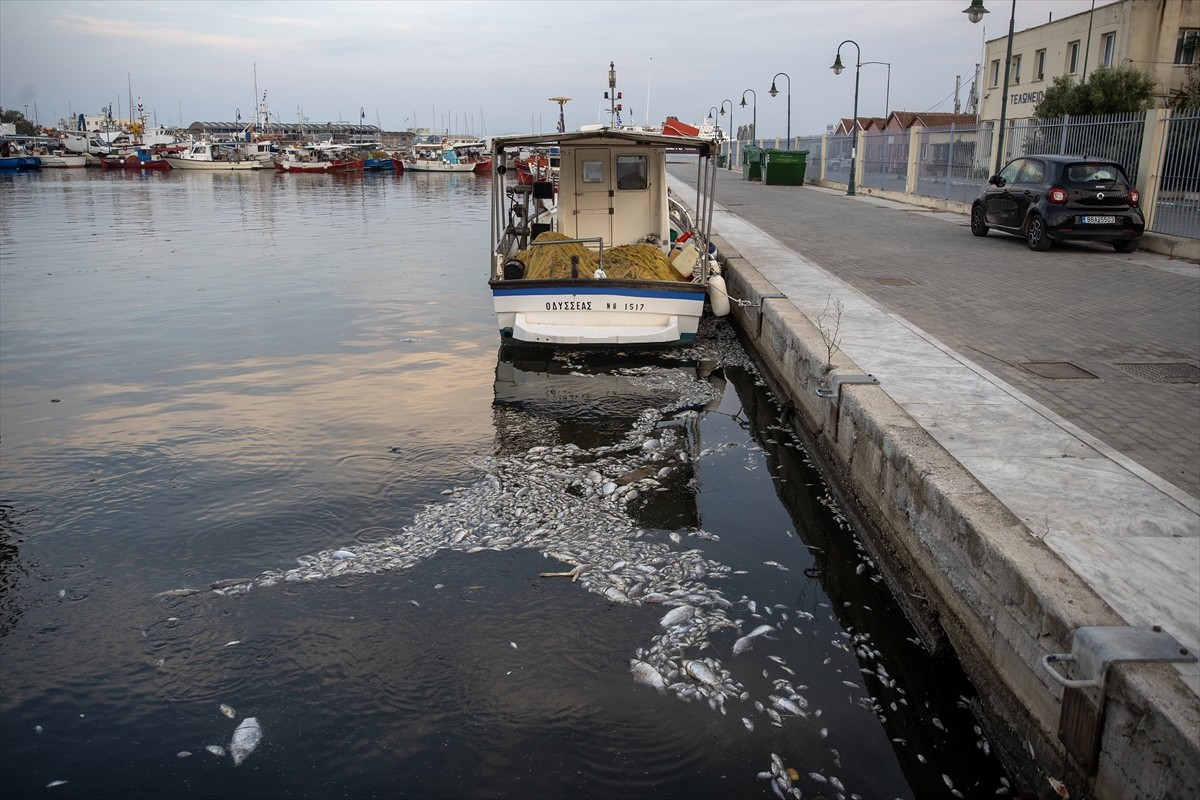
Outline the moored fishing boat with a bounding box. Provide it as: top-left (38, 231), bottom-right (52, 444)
top-left (402, 135), bottom-right (477, 173)
top-left (164, 140), bottom-right (268, 170)
top-left (273, 143), bottom-right (363, 173)
top-left (488, 104), bottom-right (726, 347)
top-left (99, 146), bottom-right (172, 171)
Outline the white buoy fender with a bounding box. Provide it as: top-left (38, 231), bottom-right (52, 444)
top-left (708, 274), bottom-right (731, 317)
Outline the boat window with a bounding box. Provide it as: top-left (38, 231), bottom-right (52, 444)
top-left (616, 155), bottom-right (648, 190)
top-left (582, 160), bottom-right (605, 183)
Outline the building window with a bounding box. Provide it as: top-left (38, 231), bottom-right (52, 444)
top-left (1068, 40), bottom-right (1080, 74)
top-left (1177, 29), bottom-right (1199, 65)
top-left (1011, 53), bottom-right (1022, 84)
top-left (990, 59), bottom-right (1000, 87)
top-left (1102, 32), bottom-right (1116, 68)
top-left (1034, 49), bottom-right (1046, 81)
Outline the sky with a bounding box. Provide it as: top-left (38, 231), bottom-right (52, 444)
top-left (0, 0), bottom-right (1118, 138)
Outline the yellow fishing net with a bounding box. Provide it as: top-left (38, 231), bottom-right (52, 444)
top-left (518, 231), bottom-right (688, 282)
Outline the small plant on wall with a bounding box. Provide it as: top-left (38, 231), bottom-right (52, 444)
top-left (815, 295), bottom-right (845, 376)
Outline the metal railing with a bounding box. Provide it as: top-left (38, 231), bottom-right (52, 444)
top-left (1151, 108), bottom-right (1200, 238)
top-left (1004, 112), bottom-right (1146, 184)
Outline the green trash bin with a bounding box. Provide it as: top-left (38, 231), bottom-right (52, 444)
top-left (742, 145), bottom-right (763, 181)
top-left (762, 149), bottom-right (808, 186)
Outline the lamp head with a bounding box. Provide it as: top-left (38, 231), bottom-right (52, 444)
top-left (963, 1), bottom-right (988, 24)
top-left (768, 82), bottom-right (778, 98)
top-left (740, 96), bottom-right (747, 108)
top-left (831, 54), bottom-right (845, 75)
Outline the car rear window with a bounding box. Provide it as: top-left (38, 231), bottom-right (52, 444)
top-left (1064, 162), bottom-right (1127, 185)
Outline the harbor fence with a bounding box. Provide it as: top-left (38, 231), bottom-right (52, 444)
top-left (720, 108), bottom-right (1200, 240)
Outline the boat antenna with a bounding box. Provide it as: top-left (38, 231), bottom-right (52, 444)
top-left (608, 61), bottom-right (617, 128)
top-left (645, 56), bottom-right (652, 127)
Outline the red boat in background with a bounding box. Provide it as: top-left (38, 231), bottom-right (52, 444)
top-left (99, 146), bottom-right (172, 171)
top-left (662, 117), bottom-right (702, 137)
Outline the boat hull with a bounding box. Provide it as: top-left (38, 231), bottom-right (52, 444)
top-left (163, 156), bottom-right (266, 170)
top-left (100, 157), bottom-right (171, 171)
top-left (491, 280), bottom-right (706, 346)
top-left (273, 159), bottom-right (363, 173)
top-left (0, 156), bottom-right (41, 170)
top-left (402, 159), bottom-right (476, 173)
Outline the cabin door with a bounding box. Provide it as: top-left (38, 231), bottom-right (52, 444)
top-left (563, 146), bottom-right (613, 245)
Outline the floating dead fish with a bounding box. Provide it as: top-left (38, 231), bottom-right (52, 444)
top-left (732, 635), bottom-right (755, 656)
top-left (206, 745), bottom-right (226, 757)
top-left (219, 703), bottom-right (236, 719)
top-left (229, 717), bottom-right (262, 766)
top-left (748, 624), bottom-right (775, 638)
top-left (46, 781), bottom-right (67, 788)
top-left (685, 660), bottom-right (720, 686)
top-left (630, 660), bottom-right (667, 693)
top-left (155, 588), bottom-right (203, 598)
top-left (332, 550), bottom-right (357, 559)
top-left (659, 605), bottom-right (694, 628)
top-left (177, 751), bottom-right (192, 758)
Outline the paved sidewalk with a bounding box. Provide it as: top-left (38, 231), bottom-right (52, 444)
top-left (669, 167), bottom-right (1200, 692)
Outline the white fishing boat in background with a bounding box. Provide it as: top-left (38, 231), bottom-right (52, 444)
top-left (488, 107), bottom-right (727, 347)
top-left (164, 140), bottom-right (270, 170)
top-left (403, 134), bottom-right (477, 173)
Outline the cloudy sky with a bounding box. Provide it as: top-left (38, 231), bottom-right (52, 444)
top-left (1, 0), bottom-right (1115, 137)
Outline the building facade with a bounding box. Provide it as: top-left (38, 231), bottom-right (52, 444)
top-left (979, 0), bottom-right (1198, 124)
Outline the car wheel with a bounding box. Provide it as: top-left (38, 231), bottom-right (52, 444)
top-left (970, 204), bottom-right (989, 237)
top-left (1112, 238), bottom-right (1139, 253)
top-left (1025, 215), bottom-right (1051, 251)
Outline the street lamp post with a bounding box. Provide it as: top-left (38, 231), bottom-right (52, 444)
top-left (720, 99), bottom-right (733, 168)
top-left (831, 40), bottom-right (862, 196)
top-left (768, 72), bottom-right (790, 148)
top-left (740, 89), bottom-right (756, 145)
top-left (964, 0), bottom-right (1015, 174)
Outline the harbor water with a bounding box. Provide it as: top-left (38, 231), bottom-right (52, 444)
top-left (1, 169), bottom-right (1015, 798)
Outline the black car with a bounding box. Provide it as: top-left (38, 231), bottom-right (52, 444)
top-left (970, 154), bottom-right (1144, 252)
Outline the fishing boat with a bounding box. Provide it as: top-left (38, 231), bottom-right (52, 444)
top-left (402, 135), bottom-right (477, 173)
top-left (99, 146), bottom-right (172, 171)
top-left (273, 143), bottom-right (363, 173)
top-left (488, 125), bottom-right (727, 347)
top-left (163, 140), bottom-right (268, 170)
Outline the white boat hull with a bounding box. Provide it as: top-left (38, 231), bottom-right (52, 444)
top-left (403, 159), bottom-right (476, 173)
top-left (163, 156), bottom-right (266, 170)
top-left (35, 154), bottom-right (87, 168)
top-left (492, 282), bottom-right (705, 346)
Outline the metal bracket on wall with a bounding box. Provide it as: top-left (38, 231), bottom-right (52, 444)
top-left (816, 373), bottom-right (880, 401)
top-left (754, 294), bottom-right (788, 338)
top-left (1041, 625), bottom-right (1196, 774)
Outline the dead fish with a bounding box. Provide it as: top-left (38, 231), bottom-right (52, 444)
top-left (630, 660), bottom-right (667, 693)
top-left (332, 550), bottom-right (357, 559)
top-left (206, 745), bottom-right (226, 757)
top-left (741, 717), bottom-right (755, 732)
top-left (732, 635), bottom-right (755, 656)
top-left (659, 605), bottom-right (694, 628)
top-left (177, 751), bottom-right (192, 758)
top-left (685, 660), bottom-right (720, 686)
top-left (748, 624), bottom-right (775, 638)
top-left (229, 717), bottom-right (262, 766)
top-left (156, 587), bottom-right (204, 598)
top-left (211, 578), bottom-right (252, 590)
top-left (219, 703), bottom-right (236, 719)
top-left (46, 781), bottom-right (68, 788)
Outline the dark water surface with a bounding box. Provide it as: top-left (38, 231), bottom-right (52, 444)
top-left (2, 169), bottom-right (1013, 799)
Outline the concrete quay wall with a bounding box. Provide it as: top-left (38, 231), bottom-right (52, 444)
top-left (713, 236), bottom-right (1200, 799)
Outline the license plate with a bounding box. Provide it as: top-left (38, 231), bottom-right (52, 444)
top-left (1081, 215), bottom-right (1117, 224)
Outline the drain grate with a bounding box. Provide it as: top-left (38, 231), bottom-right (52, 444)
top-left (1117, 362), bottom-right (1200, 384)
top-left (874, 277), bottom-right (916, 286)
top-left (1021, 361), bottom-right (1098, 380)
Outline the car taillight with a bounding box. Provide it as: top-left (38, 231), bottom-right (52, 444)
top-left (1129, 188), bottom-right (1140, 206)
top-left (1047, 187), bottom-right (1068, 204)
